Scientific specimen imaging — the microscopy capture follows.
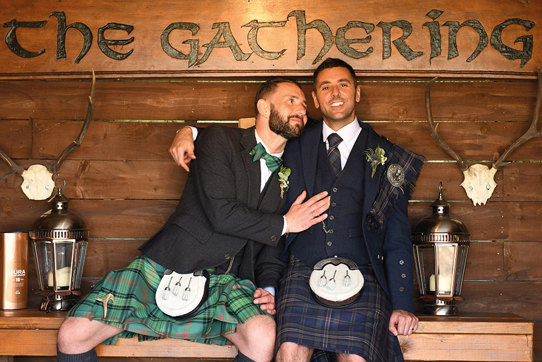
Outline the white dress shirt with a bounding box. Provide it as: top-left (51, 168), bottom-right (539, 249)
top-left (254, 131), bottom-right (284, 192)
top-left (188, 126), bottom-right (283, 191)
top-left (321, 118), bottom-right (362, 169)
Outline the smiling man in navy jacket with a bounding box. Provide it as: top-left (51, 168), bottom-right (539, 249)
top-left (274, 59), bottom-right (424, 362)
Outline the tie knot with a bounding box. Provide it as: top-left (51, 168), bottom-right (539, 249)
top-left (327, 133), bottom-right (342, 149)
top-left (249, 142), bottom-right (282, 172)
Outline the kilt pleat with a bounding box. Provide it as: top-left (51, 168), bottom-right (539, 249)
top-left (67, 256), bottom-right (265, 346)
top-left (276, 257), bottom-right (404, 362)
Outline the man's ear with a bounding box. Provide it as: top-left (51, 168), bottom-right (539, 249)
top-left (257, 98), bottom-right (270, 117)
top-left (355, 84), bottom-right (361, 103)
top-left (312, 90), bottom-right (320, 109)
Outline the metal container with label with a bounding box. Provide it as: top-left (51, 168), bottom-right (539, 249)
top-left (0, 232), bottom-right (29, 309)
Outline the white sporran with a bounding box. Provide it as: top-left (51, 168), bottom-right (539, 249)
top-left (156, 269), bottom-right (210, 318)
top-left (309, 257), bottom-right (364, 307)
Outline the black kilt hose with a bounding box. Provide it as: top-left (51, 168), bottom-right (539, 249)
top-left (276, 257), bottom-right (404, 362)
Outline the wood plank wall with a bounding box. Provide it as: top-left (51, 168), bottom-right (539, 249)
top-left (1, 75), bottom-right (541, 360)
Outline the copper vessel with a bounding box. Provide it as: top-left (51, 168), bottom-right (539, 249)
top-left (0, 232), bottom-right (29, 309)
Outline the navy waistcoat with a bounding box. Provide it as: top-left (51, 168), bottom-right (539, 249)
top-left (290, 130), bottom-right (371, 266)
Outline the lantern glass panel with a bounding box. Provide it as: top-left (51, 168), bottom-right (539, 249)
top-left (50, 239), bottom-right (75, 290)
top-left (436, 244), bottom-right (457, 296)
top-left (32, 240), bottom-right (52, 291)
top-left (72, 241), bottom-right (87, 289)
top-left (420, 245), bottom-right (435, 294)
top-left (455, 244), bottom-right (469, 295)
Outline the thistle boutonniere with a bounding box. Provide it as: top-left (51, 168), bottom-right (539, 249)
top-left (365, 146), bottom-right (387, 178)
top-left (278, 165), bottom-right (291, 199)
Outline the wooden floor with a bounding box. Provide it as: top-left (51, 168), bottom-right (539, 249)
top-left (0, 310), bottom-right (534, 361)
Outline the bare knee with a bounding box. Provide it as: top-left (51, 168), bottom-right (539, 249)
top-left (57, 317), bottom-right (120, 354)
top-left (276, 342), bottom-right (313, 362)
top-left (245, 315), bottom-right (275, 360)
top-left (58, 317), bottom-right (88, 351)
top-left (337, 353), bottom-right (367, 362)
top-left (250, 316), bottom-right (275, 357)
top-left (228, 315), bottom-right (275, 361)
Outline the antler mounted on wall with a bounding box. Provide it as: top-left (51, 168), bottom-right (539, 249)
top-left (0, 71), bottom-right (96, 200)
top-left (425, 68), bottom-right (541, 206)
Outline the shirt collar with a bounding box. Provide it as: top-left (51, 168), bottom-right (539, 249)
top-left (322, 117), bottom-right (362, 147)
top-left (255, 130), bottom-right (283, 158)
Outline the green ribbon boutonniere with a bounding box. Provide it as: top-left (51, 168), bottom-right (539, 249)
top-left (365, 146), bottom-right (387, 178)
top-left (278, 165), bottom-right (291, 199)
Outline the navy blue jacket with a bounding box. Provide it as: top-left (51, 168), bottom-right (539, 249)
top-left (282, 120), bottom-right (424, 312)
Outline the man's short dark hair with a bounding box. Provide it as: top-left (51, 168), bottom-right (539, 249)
top-left (313, 58), bottom-right (356, 85)
top-left (254, 78), bottom-right (302, 115)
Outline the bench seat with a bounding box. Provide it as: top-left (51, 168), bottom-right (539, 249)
top-left (0, 310), bottom-right (533, 361)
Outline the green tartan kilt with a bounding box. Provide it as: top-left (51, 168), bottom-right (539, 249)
top-left (67, 255), bottom-right (266, 345)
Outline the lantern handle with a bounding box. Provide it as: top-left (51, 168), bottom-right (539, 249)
top-left (54, 176), bottom-right (67, 194)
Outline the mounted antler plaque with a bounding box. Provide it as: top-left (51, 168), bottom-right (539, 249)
top-left (0, 71), bottom-right (96, 200)
top-left (425, 68), bottom-right (542, 205)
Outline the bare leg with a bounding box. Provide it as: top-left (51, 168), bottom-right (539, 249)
top-left (337, 353), bottom-right (367, 362)
top-left (275, 341), bottom-right (313, 362)
top-left (57, 317), bottom-right (122, 354)
top-left (224, 315), bottom-right (276, 362)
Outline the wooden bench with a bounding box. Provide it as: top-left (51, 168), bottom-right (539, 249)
top-left (0, 309), bottom-right (533, 361)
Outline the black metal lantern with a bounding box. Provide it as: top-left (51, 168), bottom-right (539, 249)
top-left (29, 185), bottom-right (88, 311)
top-left (412, 183), bottom-right (470, 315)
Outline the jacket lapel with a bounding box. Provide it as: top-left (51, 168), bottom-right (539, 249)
top-left (240, 128), bottom-right (261, 209)
top-left (300, 121), bottom-right (323, 196)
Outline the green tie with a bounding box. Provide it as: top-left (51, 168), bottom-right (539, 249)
top-left (249, 142), bottom-right (283, 172)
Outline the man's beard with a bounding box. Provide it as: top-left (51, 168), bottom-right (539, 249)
top-left (269, 105), bottom-right (304, 139)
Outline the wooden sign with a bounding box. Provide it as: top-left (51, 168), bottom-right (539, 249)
top-left (1, 0), bottom-right (540, 79)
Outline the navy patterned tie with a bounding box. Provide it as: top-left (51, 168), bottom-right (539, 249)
top-left (249, 142), bottom-right (283, 172)
top-left (327, 133), bottom-right (343, 176)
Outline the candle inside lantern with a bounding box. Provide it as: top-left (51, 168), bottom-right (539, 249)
top-left (429, 274), bottom-right (435, 292)
top-left (438, 274), bottom-right (453, 293)
top-left (429, 273), bottom-right (453, 293)
top-left (47, 267), bottom-right (71, 287)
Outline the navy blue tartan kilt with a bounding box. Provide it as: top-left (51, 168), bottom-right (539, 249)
top-left (276, 257), bottom-right (404, 362)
